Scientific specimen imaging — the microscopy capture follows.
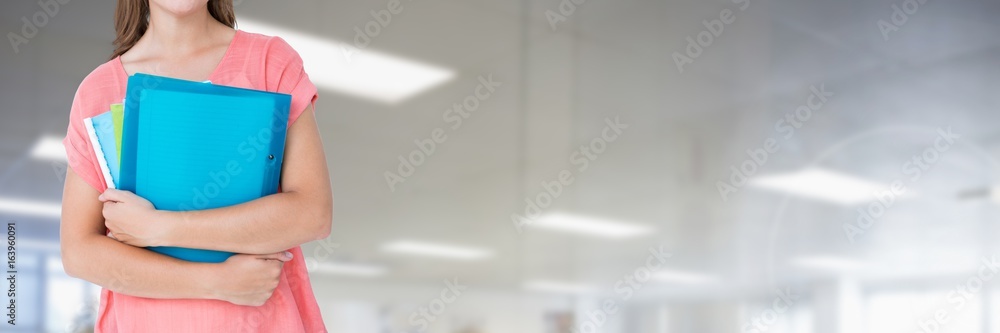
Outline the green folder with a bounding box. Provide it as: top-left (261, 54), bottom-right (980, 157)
top-left (111, 103), bottom-right (124, 161)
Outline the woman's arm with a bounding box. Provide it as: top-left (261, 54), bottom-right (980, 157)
top-left (102, 105), bottom-right (333, 254)
top-left (60, 169), bottom-right (290, 305)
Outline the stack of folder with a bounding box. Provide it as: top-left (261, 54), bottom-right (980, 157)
top-left (85, 73), bottom-right (292, 263)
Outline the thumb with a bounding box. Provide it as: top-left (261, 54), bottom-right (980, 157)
top-left (256, 251), bottom-right (294, 262)
top-left (99, 189), bottom-right (134, 203)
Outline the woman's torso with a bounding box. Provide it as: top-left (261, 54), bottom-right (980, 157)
top-left (66, 30), bottom-right (326, 333)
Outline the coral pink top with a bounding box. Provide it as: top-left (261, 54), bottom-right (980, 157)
top-left (63, 30), bottom-right (326, 333)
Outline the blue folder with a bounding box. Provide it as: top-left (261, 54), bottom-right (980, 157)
top-left (120, 73), bottom-right (292, 263)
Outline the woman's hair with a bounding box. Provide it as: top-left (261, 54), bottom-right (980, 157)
top-left (110, 0), bottom-right (235, 60)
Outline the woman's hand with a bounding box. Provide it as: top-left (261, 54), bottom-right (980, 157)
top-left (210, 252), bottom-right (293, 306)
top-left (99, 189), bottom-right (166, 247)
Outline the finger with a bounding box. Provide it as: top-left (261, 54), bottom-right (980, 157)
top-left (101, 202), bottom-right (113, 217)
top-left (103, 209), bottom-right (117, 225)
top-left (255, 251), bottom-right (293, 262)
top-left (99, 189), bottom-right (134, 203)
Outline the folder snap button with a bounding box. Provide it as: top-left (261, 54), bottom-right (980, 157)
top-left (268, 154), bottom-right (275, 160)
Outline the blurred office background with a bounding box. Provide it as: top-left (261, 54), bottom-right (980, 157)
top-left (3, 0), bottom-right (1000, 332)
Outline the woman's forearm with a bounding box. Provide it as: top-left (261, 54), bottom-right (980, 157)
top-left (156, 190), bottom-right (331, 254)
top-left (62, 233), bottom-right (217, 300)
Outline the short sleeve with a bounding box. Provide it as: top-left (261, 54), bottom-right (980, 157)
top-left (63, 73), bottom-right (114, 193)
top-left (262, 37), bottom-right (318, 127)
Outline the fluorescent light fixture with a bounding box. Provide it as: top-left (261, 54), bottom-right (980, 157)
top-left (30, 136), bottom-right (66, 161)
top-left (790, 255), bottom-right (865, 272)
top-left (530, 212), bottom-right (654, 239)
top-left (237, 19), bottom-right (455, 104)
top-left (523, 280), bottom-right (597, 294)
top-left (992, 186), bottom-right (1000, 204)
top-left (312, 262), bottom-right (388, 277)
top-left (749, 168), bottom-right (886, 205)
top-left (382, 240), bottom-right (493, 260)
top-left (652, 270), bottom-right (721, 285)
top-left (0, 197), bottom-right (61, 218)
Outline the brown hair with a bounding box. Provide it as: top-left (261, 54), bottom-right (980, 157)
top-left (110, 0), bottom-right (236, 60)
